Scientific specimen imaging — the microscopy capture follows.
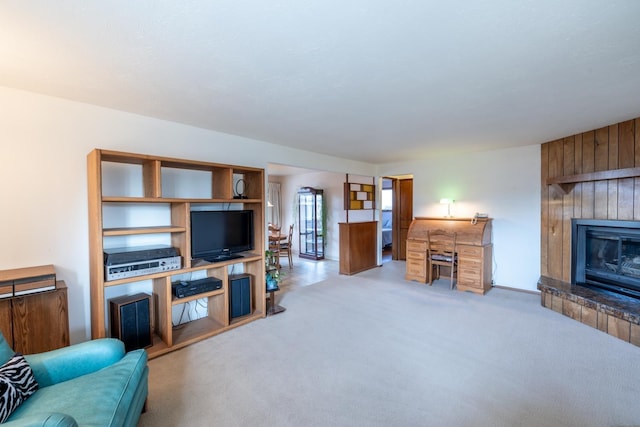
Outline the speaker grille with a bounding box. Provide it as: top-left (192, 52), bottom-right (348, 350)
top-left (109, 293), bottom-right (152, 352)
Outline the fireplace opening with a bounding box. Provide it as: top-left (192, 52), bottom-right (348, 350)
top-left (572, 219), bottom-right (640, 300)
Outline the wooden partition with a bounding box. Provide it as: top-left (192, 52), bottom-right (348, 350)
top-left (541, 117), bottom-right (640, 283)
top-left (339, 221), bottom-right (378, 275)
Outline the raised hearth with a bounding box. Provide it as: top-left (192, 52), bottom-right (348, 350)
top-left (538, 275), bottom-right (640, 347)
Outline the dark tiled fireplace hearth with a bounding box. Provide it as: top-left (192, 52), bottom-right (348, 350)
top-left (538, 219), bottom-right (640, 347)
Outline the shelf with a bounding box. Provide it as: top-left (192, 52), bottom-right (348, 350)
top-left (172, 316), bottom-right (226, 344)
top-left (103, 252), bottom-right (262, 287)
top-left (171, 288), bottom-right (224, 306)
top-left (103, 196), bottom-right (263, 204)
top-left (547, 167), bottom-right (640, 195)
top-left (103, 225), bottom-right (186, 236)
top-left (344, 182), bottom-right (375, 210)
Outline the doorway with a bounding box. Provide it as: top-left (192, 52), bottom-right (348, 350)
top-left (381, 175), bottom-right (413, 262)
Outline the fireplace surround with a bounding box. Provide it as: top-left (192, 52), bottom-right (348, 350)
top-left (538, 218), bottom-right (640, 347)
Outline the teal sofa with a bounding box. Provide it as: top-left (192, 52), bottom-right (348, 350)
top-left (0, 332), bottom-right (148, 427)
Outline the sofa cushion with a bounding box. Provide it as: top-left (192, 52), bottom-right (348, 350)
top-left (7, 349), bottom-right (147, 426)
top-left (0, 353), bottom-right (39, 423)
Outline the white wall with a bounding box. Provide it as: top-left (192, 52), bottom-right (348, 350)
top-left (380, 144), bottom-right (541, 291)
top-left (1, 86), bottom-right (541, 344)
top-left (0, 87), bottom-right (376, 343)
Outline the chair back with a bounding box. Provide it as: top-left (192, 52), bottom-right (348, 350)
top-left (286, 224), bottom-right (294, 245)
top-left (268, 224), bottom-right (281, 252)
top-left (427, 229), bottom-right (456, 262)
top-left (280, 224), bottom-right (294, 268)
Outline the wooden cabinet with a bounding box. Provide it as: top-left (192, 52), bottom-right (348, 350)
top-left (405, 217), bottom-right (493, 295)
top-left (339, 221), bottom-right (378, 275)
top-left (87, 149), bottom-right (265, 359)
top-left (0, 281), bottom-right (69, 353)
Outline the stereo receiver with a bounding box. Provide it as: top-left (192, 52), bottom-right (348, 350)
top-left (104, 246), bottom-right (181, 281)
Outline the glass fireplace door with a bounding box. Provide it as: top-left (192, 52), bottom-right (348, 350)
top-left (573, 219), bottom-right (640, 298)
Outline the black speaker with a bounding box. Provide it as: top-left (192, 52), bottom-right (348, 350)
top-left (109, 293), bottom-right (152, 352)
top-left (229, 274), bottom-right (252, 319)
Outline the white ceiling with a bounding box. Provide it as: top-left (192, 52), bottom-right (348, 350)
top-left (2, 1), bottom-right (640, 164)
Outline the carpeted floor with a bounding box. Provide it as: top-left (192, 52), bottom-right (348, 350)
top-left (138, 262), bottom-right (640, 427)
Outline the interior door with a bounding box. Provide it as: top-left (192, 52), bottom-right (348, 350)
top-left (392, 178), bottom-right (413, 260)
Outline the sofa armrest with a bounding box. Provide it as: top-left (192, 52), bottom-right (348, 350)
top-left (2, 412), bottom-right (78, 427)
top-left (24, 338), bottom-right (125, 388)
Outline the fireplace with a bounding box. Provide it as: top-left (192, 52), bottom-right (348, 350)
top-left (572, 219), bottom-right (640, 300)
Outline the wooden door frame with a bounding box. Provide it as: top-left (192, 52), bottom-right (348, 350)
top-left (382, 175), bottom-right (413, 260)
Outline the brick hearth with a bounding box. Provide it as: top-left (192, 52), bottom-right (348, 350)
top-left (538, 276), bottom-right (640, 347)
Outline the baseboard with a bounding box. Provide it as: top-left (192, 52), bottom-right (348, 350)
top-left (492, 284), bottom-right (540, 295)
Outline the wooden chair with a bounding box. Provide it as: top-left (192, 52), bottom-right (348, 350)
top-left (427, 229), bottom-right (457, 289)
top-left (279, 224), bottom-right (294, 268)
top-left (268, 224), bottom-right (281, 266)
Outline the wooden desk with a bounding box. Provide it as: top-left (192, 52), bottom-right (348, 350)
top-left (405, 217), bottom-right (493, 295)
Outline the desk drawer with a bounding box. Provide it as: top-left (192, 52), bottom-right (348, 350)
top-left (457, 245), bottom-right (482, 258)
top-left (406, 259), bottom-right (426, 276)
top-left (458, 267), bottom-right (481, 282)
top-left (459, 257), bottom-right (481, 269)
top-left (407, 240), bottom-right (427, 252)
top-left (406, 250), bottom-right (425, 261)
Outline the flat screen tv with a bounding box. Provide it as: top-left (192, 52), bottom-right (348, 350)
top-left (190, 210), bottom-right (254, 262)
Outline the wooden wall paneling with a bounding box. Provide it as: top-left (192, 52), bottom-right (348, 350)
top-left (635, 118), bottom-right (640, 165)
top-left (594, 127), bottom-right (609, 171)
top-left (594, 127), bottom-right (609, 219)
top-left (619, 120), bottom-right (635, 168)
top-left (608, 179), bottom-right (619, 219)
top-left (573, 134), bottom-right (583, 219)
top-left (562, 137), bottom-right (576, 281)
top-left (618, 121), bottom-right (635, 219)
top-left (618, 178), bottom-right (634, 220)
top-left (547, 140), bottom-right (565, 279)
top-left (581, 131), bottom-right (595, 218)
top-left (608, 124), bottom-right (619, 169)
top-left (608, 124), bottom-right (619, 219)
top-left (540, 143), bottom-right (550, 277)
top-left (594, 179), bottom-right (608, 219)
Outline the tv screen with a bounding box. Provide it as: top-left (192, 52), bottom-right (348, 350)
top-left (191, 210), bottom-right (254, 261)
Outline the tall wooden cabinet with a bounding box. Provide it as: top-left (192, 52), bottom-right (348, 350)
top-left (88, 149), bottom-right (265, 359)
top-left (405, 217), bottom-right (493, 295)
top-left (298, 187), bottom-right (324, 260)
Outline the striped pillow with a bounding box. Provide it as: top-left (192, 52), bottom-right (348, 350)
top-left (0, 353), bottom-right (38, 423)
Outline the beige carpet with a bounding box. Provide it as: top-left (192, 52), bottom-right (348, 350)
top-left (138, 262), bottom-right (640, 427)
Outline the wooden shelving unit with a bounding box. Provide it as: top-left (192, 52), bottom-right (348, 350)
top-left (87, 149), bottom-right (265, 359)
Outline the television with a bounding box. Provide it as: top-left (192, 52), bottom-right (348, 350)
top-left (190, 210), bottom-right (254, 262)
